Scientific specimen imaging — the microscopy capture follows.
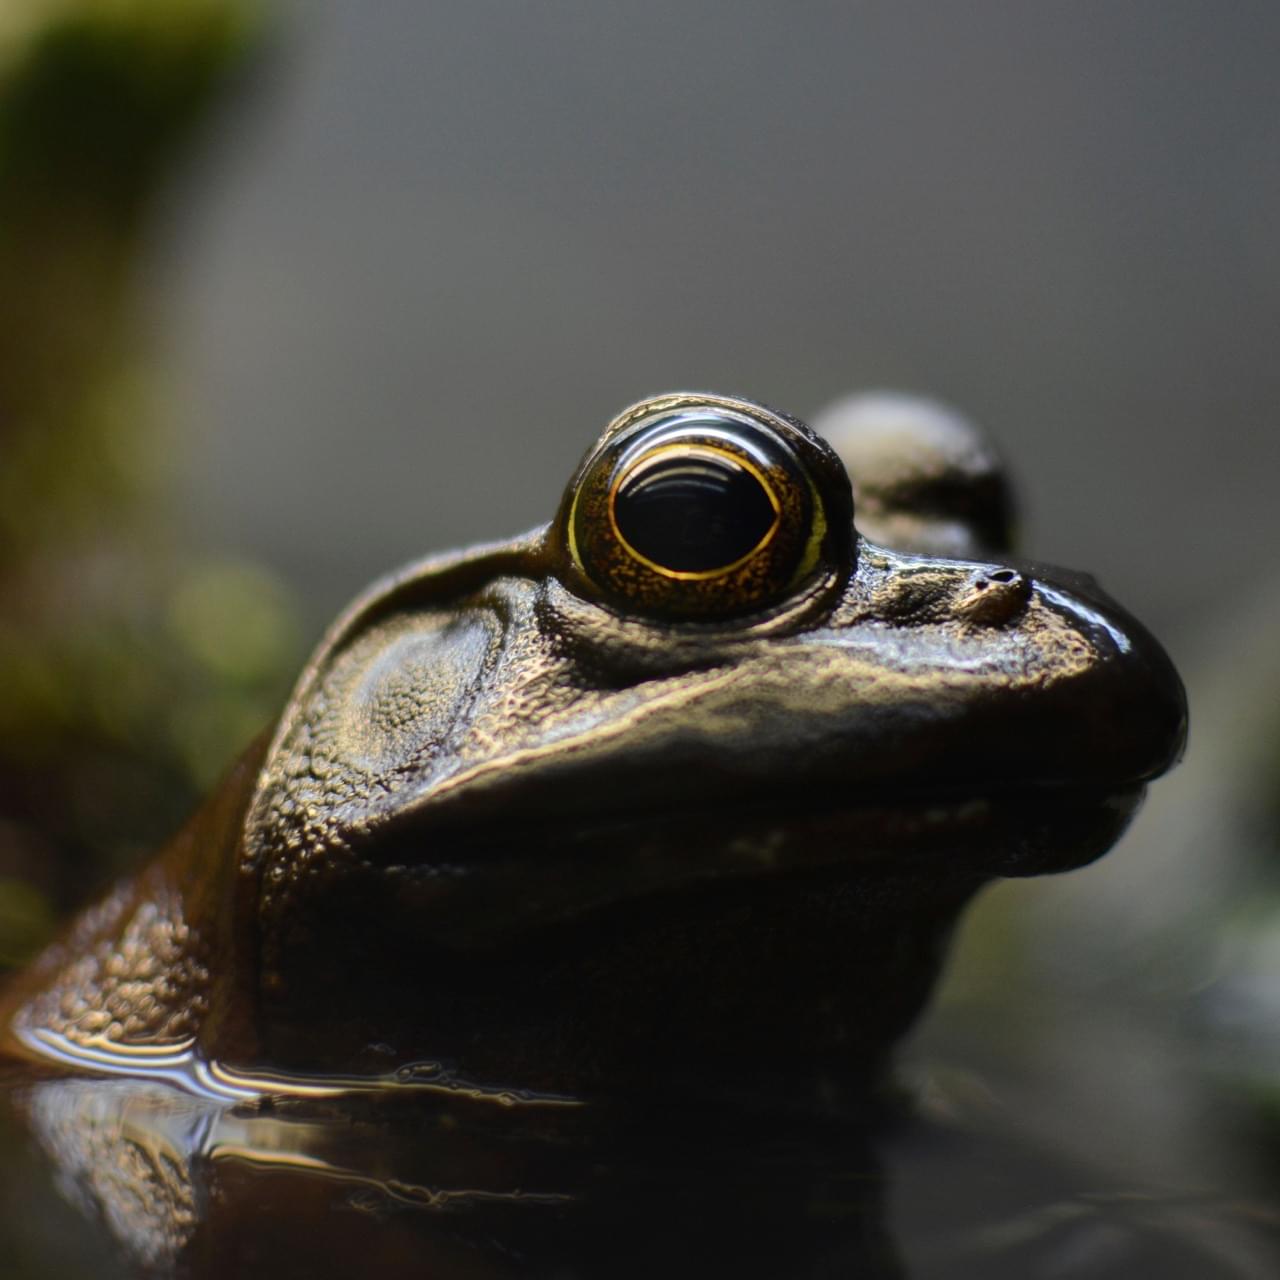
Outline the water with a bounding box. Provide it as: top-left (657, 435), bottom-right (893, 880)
top-left (3, 1005), bottom-right (1277, 1280)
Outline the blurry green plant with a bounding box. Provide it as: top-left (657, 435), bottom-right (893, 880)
top-left (0, 0), bottom-right (295, 967)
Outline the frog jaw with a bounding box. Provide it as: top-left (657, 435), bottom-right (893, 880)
top-left (241, 534), bottom-right (1182, 978)
top-left (242, 537), bottom-right (1181, 873)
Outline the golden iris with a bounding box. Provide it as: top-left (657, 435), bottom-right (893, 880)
top-left (562, 396), bottom-right (847, 621)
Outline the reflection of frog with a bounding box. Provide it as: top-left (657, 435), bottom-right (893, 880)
top-left (1, 392), bottom-right (1186, 1101)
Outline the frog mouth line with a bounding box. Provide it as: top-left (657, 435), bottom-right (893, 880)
top-left (354, 775), bottom-right (1145, 854)
top-left (335, 781), bottom-right (1146, 945)
top-left (312, 781), bottom-right (1146, 950)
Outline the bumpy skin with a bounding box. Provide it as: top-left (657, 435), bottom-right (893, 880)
top-left (1, 392), bottom-right (1187, 1101)
top-left (1, 736), bottom-right (265, 1059)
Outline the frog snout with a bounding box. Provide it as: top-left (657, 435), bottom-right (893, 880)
top-left (1098, 616), bottom-right (1187, 782)
top-left (1030, 574), bottom-right (1189, 786)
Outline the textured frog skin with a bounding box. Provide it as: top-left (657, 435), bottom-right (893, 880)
top-left (3, 734), bottom-right (265, 1056)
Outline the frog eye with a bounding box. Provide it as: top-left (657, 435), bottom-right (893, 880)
top-left (561, 395), bottom-right (851, 620)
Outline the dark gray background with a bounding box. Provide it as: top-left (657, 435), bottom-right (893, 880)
top-left (158, 1), bottom-right (1280, 646)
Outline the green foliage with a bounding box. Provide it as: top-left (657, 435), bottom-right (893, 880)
top-left (0, 0), bottom-right (285, 970)
top-left (0, 0), bottom-right (261, 224)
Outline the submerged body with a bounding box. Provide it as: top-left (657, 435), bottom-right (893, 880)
top-left (1, 392), bottom-right (1185, 1102)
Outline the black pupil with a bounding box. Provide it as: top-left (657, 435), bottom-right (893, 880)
top-left (613, 450), bottom-right (777, 573)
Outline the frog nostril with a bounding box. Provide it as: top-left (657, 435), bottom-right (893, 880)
top-left (958, 567), bottom-right (1030, 624)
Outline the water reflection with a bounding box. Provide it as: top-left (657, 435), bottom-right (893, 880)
top-left (7, 1033), bottom-right (1279, 1280)
top-left (9, 1069), bottom-right (896, 1278)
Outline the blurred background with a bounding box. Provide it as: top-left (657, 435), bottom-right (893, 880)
top-left (175, 2), bottom-right (1279, 629)
top-left (1, 0), bottom-right (1279, 1270)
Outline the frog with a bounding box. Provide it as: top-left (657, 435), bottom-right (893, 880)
top-left (0, 391), bottom-right (1187, 1105)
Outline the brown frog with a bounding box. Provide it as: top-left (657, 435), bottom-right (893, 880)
top-left (0, 391), bottom-right (1186, 1104)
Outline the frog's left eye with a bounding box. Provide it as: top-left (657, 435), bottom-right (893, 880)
top-left (561, 395), bottom-right (851, 620)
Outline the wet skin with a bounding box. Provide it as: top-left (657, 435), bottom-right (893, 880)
top-left (0, 392), bottom-right (1186, 1103)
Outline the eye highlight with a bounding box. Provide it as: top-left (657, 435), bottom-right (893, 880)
top-left (561, 395), bottom-right (852, 621)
